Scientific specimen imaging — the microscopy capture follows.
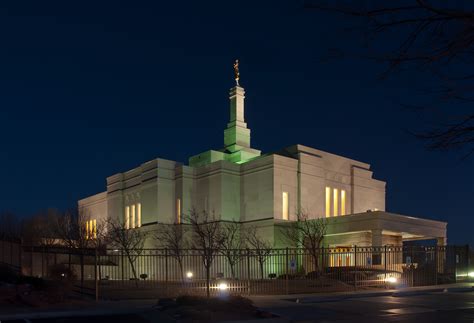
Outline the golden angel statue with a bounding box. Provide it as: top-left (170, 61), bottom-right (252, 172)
top-left (233, 59), bottom-right (240, 85)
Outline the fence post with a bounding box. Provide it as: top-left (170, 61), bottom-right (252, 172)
top-left (354, 245), bottom-right (357, 290)
top-left (285, 248), bottom-right (289, 295)
top-left (384, 245), bottom-right (387, 288)
top-left (247, 249), bottom-right (251, 296)
top-left (95, 248), bottom-right (99, 301)
top-left (434, 246), bottom-right (438, 285)
top-left (165, 248), bottom-right (169, 296)
top-left (121, 249), bottom-right (124, 284)
top-left (41, 246), bottom-right (44, 278)
top-left (18, 239), bottom-right (22, 274)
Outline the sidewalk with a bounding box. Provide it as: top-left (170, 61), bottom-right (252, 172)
top-left (249, 282), bottom-right (474, 307)
top-left (0, 298), bottom-right (159, 321)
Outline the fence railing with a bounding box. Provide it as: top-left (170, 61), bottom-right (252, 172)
top-left (1, 244), bottom-right (470, 298)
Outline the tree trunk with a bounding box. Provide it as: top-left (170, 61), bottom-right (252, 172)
top-left (178, 258), bottom-right (184, 282)
top-left (127, 253), bottom-right (139, 288)
top-left (229, 261), bottom-right (236, 279)
top-left (259, 260), bottom-right (264, 280)
top-left (205, 264), bottom-right (211, 298)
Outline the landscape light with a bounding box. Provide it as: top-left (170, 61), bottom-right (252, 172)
top-left (218, 282), bottom-right (228, 290)
top-left (186, 271), bottom-right (193, 279)
top-left (384, 276), bottom-right (398, 284)
top-left (468, 272), bottom-right (474, 278)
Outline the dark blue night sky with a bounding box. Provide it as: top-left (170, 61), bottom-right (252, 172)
top-left (0, 1), bottom-right (472, 245)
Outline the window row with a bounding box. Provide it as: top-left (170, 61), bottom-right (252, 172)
top-left (325, 187), bottom-right (346, 217)
top-left (124, 203), bottom-right (142, 229)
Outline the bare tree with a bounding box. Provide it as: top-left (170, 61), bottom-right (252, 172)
top-left (51, 208), bottom-right (93, 289)
top-left (154, 223), bottom-right (188, 281)
top-left (22, 209), bottom-right (61, 247)
top-left (220, 220), bottom-right (244, 279)
top-left (305, 0), bottom-right (474, 156)
top-left (245, 226), bottom-right (273, 280)
top-left (106, 217), bottom-right (148, 286)
top-left (279, 212), bottom-right (327, 273)
top-left (186, 209), bottom-right (225, 298)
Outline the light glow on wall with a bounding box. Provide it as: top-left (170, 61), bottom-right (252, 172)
top-left (137, 203), bottom-right (142, 228)
top-left (333, 188), bottom-right (339, 216)
top-left (131, 204), bottom-right (136, 229)
top-left (125, 206), bottom-right (130, 229)
top-left (341, 190), bottom-right (346, 216)
top-left (176, 198), bottom-right (181, 224)
top-left (282, 192), bottom-right (289, 220)
top-left (325, 187), bottom-right (331, 217)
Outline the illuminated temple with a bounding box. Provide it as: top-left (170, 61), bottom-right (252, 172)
top-left (79, 70), bottom-right (447, 250)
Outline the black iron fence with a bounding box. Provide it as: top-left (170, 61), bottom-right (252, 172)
top-left (1, 244), bottom-right (467, 298)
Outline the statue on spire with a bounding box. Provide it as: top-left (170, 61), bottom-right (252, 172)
top-left (233, 59), bottom-right (240, 86)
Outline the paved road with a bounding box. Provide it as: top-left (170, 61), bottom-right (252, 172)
top-left (2, 290), bottom-right (474, 322)
top-left (254, 291), bottom-right (474, 322)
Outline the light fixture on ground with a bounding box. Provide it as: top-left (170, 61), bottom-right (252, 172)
top-left (218, 282), bottom-right (228, 291)
top-left (186, 271), bottom-right (193, 279)
top-left (384, 276), bottom-right (397, 284)
top-left (468, 272), bottom-right (474, 278)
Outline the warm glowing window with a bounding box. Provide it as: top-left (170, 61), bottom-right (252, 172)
top-left (131, 204), bottom-right (136, 229)
top-left (282, 192), bottom-right (289, 220)
top-left (125, 206), bottom-right (130, 229)
top-left (325, 187), bottom-right (331, 217)
top-left (341, 190), bottom-right (346, 216)
top-left (333, 188), bottom-right (338, 216)
top-left (136, 203), bottom-right (141, 228)
top-left (176, 198), bottom-right (181, 224)
top-left (86, 219), bottom-right (97, 239)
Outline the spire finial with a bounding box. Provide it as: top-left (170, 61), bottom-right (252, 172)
top-left (233, 59), bottom-right (240, 86)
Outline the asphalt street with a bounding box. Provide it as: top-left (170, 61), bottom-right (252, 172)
top-left (254, 290), bottom-right (474, 322)
top-left (1, 290), bottom-right (474, 322)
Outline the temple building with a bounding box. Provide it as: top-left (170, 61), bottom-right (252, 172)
top-left (79, 66), bottom-right (447, 249)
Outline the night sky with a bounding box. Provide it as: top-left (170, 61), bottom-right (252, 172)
top-left (0, 1), bottom-right (472, 245)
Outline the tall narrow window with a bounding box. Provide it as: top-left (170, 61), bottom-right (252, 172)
top-left (136, 203), bottom-right (141, 228)
top-left (131, 204), bottom-right (136, 229)
top-left (125, 206), bottom-right (130, 229)
top-left (176, 198), bottom-right (181, 224)
top-left (86, 220), bottom-right (90, 239)
top-left (282, 192), bottom-right (289, 220)
top-left (341, 190), bottom-right (346, 216)
top-left (333, 188), bottom-right (339, 216)
top-left (92, 219), bottom-right (97, 239)
top-left (325, 187), bottom-right (331, 217)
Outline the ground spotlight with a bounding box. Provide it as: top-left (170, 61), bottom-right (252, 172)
top-left (468, 272), bottom-right (474, 278)
top-left (218, 282), bottom-right (228, 291)
top-left (186, 271), bottom-right (193, 279)
top-left (384, 276), bottom-right (398, 284)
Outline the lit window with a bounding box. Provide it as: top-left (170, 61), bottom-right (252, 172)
top-left (125, 206), bottom-right (130, 229)
top-left (136, 203), bottom-right (141, 228)
top-left (176, 198), bottom-right (181, 224)
top-left (341, 190), bottom-right (346, 216)
top-left (333, 188), bottom-right (338, 216)
top-left (282, 192), bottom-right (289, 220)
top-left (131, 204), bottom-right (136, 229)
top-left (85, 219), bottom-right (97, 239)
top-left (325, 187), bottom-right (331, 217)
